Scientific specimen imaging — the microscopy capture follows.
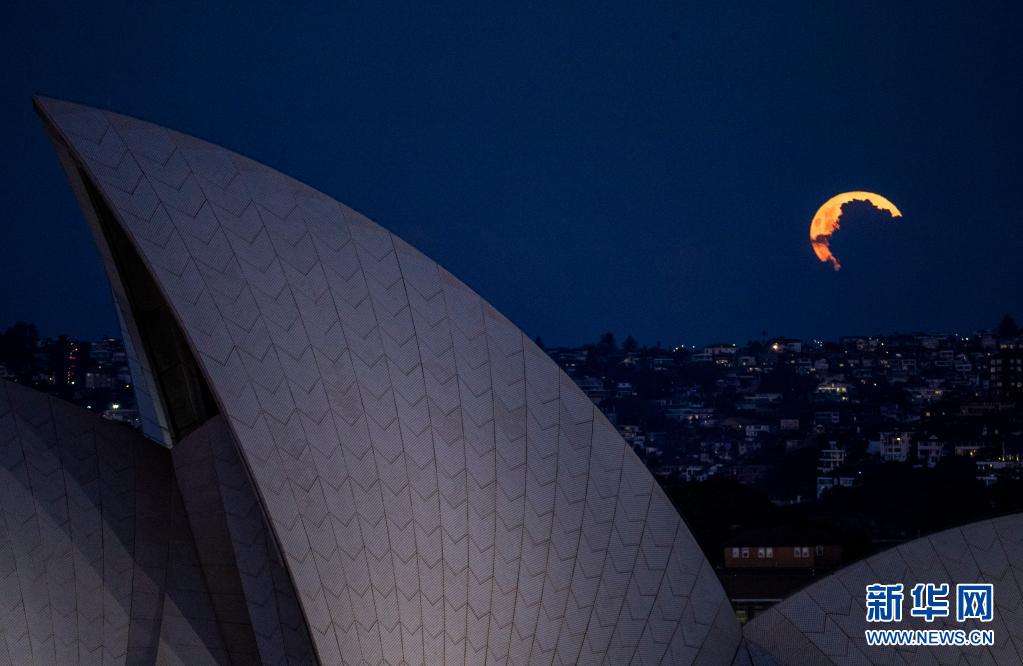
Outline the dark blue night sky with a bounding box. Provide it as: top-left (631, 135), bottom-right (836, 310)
top-left (2, 2), bottom-right (1021, 346)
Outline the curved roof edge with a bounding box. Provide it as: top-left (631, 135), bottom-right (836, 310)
top-left (36, 97), bottom-right (740, 664)
top-left (740, 513), bottom-right (1023, 664)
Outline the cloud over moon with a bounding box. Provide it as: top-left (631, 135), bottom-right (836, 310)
top-left (810, 191), bottom-right (902, 270)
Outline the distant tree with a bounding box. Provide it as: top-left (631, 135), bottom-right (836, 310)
top-left (997, 314), bottom-right (1019, 338)
top-left (762, 446), bottom-right (818, 501)
top-left (816, 458), bottom-right (987, 543)
top-left (533, 335), bottom-right (545, 350)
top-left (758, 363), bottom-right (818, 397)
top-left (623, 335), bottom-right (638, 353)
top-left (595, 332), bottom-right (617, 355)
top-left (0, 322), bottom-right (39, 375)
top-left (990, 478), bottom-right (1023, 515)
top-left (660, 477), bottom-right (781, 565)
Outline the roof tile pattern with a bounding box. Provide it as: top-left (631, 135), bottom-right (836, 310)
top-left (741, 514), bottom-right (1023, 664)
top-left (173, 414), bottom-right (316, 664)
top-left (38, 98), bottom-right (738, 664)
top-left (0, 379), bottom-right (229, 665)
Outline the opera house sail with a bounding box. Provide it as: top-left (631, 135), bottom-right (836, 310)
top-left (7, 96), bottom-right (1018, 664)
top-left (29, 97), bottom-right (738, 664)
top-left (0, 378), bottom-right (231, 664)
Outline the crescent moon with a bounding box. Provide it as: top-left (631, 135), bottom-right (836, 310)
top-left (810, 191), bottom-right (902, 270)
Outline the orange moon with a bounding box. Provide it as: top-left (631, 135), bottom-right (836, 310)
top-left (810, 191), bottom-right (902, 270)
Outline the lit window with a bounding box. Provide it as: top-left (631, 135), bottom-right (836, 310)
top-left (766, 547), bottom-right (773, 558)
top-left (757, 548), bottom-right (765, 559)
top-left (802, 547), bottom-right (810, 558)
top-left (741, 548), bottom-right (749, 559)
top-left (793, 547), bottom-right (801, 558)
top-left (731, 547), bottom-right (739, 558)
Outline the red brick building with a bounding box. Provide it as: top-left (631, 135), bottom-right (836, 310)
top-left (724, 528), bottom-right (843, 569)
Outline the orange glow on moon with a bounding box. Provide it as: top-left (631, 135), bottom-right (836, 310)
top-left (810, 191), bottom-right (902, 270)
